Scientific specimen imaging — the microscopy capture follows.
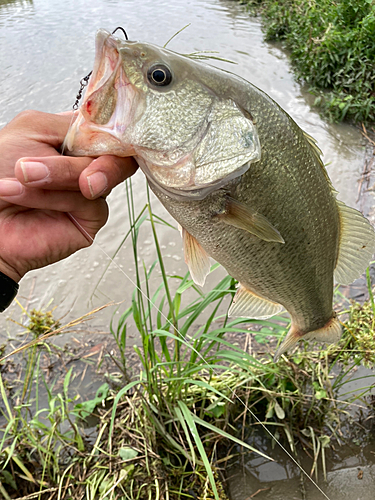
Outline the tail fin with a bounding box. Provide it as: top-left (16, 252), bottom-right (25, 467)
top-left (274, 314), bottom-right (342, 361)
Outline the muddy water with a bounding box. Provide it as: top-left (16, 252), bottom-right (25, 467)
top-left (0, 0), bottom-right (368, 336)
top-left (0, 0), bottom-right (374, 498)
top-left (226, 362), bottom-right (375, 500)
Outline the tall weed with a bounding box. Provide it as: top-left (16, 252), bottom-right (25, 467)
top-left (249, 0), bottom-right (375, 122)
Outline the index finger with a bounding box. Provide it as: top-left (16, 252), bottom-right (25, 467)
top-left (15, 155), bottom-right (95, 190)
top-left (15, 154), bottom-right (138, 196)
top-left (10, 110), bottom-right (78, 148)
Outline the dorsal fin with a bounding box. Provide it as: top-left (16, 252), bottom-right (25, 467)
top-left (181, 227), bottom-right (211, 287)
top-left (229, 284), bottom-right (283, 319)
top-left (303, 130), bottom-right (336, 193)
top-left (334, 201), bottom-right (375, 285)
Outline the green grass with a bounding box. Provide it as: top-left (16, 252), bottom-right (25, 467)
top-left (0, 179), bottom-right (375, 499)
top-left (243, 0), bottom-right (375, 123)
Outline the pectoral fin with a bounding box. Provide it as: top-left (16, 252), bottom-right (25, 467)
top-left (218, 197), bottom-right (285, 244)
top-left (229, 284), bottom-right (283, 319)
top-left (334, 201), bottom-right (375, 285)
top-left (181, 228), bottom-right (211, 287)
top-left (274, 314), bottom-right (342, 361)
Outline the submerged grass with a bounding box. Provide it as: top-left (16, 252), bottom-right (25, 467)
top-left (242, 0), bottom-right (375, 123)
top-left (0, 180), bottom-right (375, 499)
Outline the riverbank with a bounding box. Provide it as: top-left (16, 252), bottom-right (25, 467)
top-left (1, 247), bottom-right (375, 499)
top-left (243, 0), bottom-right (375, 123)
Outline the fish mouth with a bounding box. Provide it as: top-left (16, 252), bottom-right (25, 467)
top-left (64, 29), bottom-right (137, 156)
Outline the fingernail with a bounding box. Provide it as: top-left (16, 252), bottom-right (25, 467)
top-left (0, 179), bottom-right (24, 196)
top-left (20, 161), bottom-right (49, 183)
top-left (87, 172), bottom-right (108, 198)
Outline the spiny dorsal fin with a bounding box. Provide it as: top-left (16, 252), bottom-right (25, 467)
top-left (274, 314), bottom-right (342, 361)
top-left (303, 130), bottom-right (336, 192)
top-left (303, 130), bottom-right (324, 161)
top-left (334, 201), bottom-right (375, 285)
top-left (218, 197), bottom-right (285, 244)
top-left (181, 227), bottom-right (211, 287)
top-left (229, 283), bottom-right (283, 319)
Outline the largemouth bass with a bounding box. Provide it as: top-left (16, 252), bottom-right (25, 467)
top-left (65, 29), bottom-right (375, 359)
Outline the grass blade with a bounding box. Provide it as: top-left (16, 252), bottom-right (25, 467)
top-left (174, 405), bottom-right (196, 466)
top-left (177, 401), bottom-right (219, 500)
top-left (191, 412), bottom-right (273, 461)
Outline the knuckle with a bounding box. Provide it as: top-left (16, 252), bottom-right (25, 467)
top-left (63, 159), bottom-right (77, 181)
top-left (15, 109), bottom-right (42, 124)
top-left (113, 156), bottom-right (136, 181)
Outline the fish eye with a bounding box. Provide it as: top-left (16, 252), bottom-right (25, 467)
top-left (147, 65), bottom-right (172, 86)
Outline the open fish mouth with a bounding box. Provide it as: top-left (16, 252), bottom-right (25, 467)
top-left (65, 29), bottom-right (262, 200)
top-left (65, 30), bottom-right (137, 156)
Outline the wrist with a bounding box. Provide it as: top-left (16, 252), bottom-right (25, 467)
top-left (0, 271), bottom-right (19, 313)
top-left (0, 259), bottom-right (22, 283)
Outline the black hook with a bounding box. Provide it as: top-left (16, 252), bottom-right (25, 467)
top-left (72, 27), bottom-right (128, 110)
top-left (112, 27), bottom-right (129, 40)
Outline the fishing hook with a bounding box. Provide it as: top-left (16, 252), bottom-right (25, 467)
top-left (72, 27), bottom-right (129, 110)
top-left (112, 26), bottom-right (129, 40)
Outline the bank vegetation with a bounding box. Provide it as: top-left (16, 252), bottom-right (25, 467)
top-left (244, 0), bottom-right (375, 123)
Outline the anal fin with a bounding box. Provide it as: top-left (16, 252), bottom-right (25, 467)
top-left (274, 314), bottom-right (342, 361)
top-left (334, 201), bottom-right (375, 285)
top-left (229, 284), bottom-right (283, 319)
top-left (181, 227), bottom-right (211, 287)
top-left (217, 197), bottom-right (285, 244)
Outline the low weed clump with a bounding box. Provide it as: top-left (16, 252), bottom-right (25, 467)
top-left (243, 0), bottom-right (375, 123)
top-left (0, 180), bottom-right (374, 499)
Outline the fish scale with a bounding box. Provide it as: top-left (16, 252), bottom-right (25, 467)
top-left (65, 29), bottom-right (375, 358)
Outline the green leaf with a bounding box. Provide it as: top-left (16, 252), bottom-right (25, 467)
top-left (148, 410), bottom-right (192, 461)
top-left (208, 403), bottom-right (226, 418)
top-left (266, 400), bottom-right (275, 419)
top-left (63, 367), bottom-right (74, 400)
top-left (312, 381), bottom-right (327, 400)
top-left (0, 373), bottom-right (13, 420)
top-left (177, 401), bottom-right (219, 500)
top-left (119, 447), bottom-right (139, 461)
top-left (73, 383), bottom-right (110, 419)
top-left (190, 411), bottom-right (273, 461)
top-left (319, 435), bottom-right (331, 448)
top-left (0, 470), bottom-right (17, 490)
top-left (174, 405), bottom-right (196, 466)
top-left (5, 451), bottom-right (35, 483)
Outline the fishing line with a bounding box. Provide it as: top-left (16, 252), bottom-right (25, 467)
top-left (61, 112), bottom-right (77, 157)
top-left (67, 211), bottom-right (332, 500)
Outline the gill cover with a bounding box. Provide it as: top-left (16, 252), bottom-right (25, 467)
top-left (135, 96), bottom-right (261, 200)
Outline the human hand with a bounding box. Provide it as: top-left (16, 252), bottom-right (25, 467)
top-left (0, 110), bottom-right (138, 283)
